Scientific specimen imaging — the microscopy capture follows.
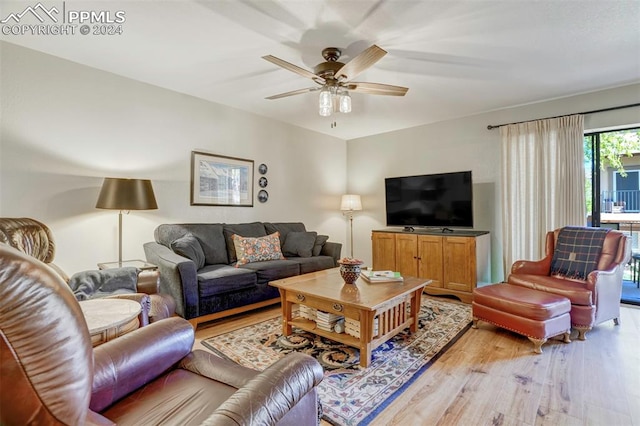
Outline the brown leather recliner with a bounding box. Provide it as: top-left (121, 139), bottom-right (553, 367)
top-left (0, 244), bottom-right (324, 425)
top-left (508, 227), bottom-right (630, 339)
top-left (0, 217), bottom-right (175, 324)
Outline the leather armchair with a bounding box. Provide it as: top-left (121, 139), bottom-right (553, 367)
top-left (0, 217), bottom-right (175, 324)
top-left (508, 227), bottom-right (630, 339)
top-left (0, 244), bottom-right (324, 425)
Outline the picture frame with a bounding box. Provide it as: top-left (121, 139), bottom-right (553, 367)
top-left (191, 151), bottom-right (254, 207)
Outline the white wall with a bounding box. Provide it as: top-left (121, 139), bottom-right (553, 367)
top-left (347, 84), bottom-right (640, 280)
top-left (0, 42), bottom-right (347, 273)
top-left (2, 41), bottom-right (639, 280)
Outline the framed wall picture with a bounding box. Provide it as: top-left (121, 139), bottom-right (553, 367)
top-left (191, 151), bottom-right (254, 207)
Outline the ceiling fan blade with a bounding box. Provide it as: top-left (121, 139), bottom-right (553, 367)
top-left (262, 55), bottom-right (324, 83)
top-left (334, 44), bottom-right (387, 81)
top-left (265, 87), bottom-right (319, 100)
top-left (347, 82), bottom-right (409, 96)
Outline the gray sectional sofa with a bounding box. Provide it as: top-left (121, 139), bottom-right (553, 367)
top-left (144, 222), bottom-right (341, 327)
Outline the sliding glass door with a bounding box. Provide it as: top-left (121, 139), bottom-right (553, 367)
top-left (586, 127), bottom-right (640, 305)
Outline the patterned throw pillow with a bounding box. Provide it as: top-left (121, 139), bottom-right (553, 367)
top-left (233, 232), bottom-right (285, 266)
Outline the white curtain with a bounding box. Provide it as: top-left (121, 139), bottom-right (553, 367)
top-left (500, 114), bottom-right (585, 275)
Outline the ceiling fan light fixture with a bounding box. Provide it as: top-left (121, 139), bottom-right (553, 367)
top-left (319, 106), bottom-right (332, 117)
top-left (339, 89), bottom-right (351, 113)
top-left (319, 85), bottom-right (333, 116)
top-left (263, 44), bottom-right (407, 119)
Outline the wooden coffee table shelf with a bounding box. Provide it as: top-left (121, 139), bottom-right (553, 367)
top-left (288, 317), bottom-right (362, 347)
top-left (270, 268), bottom-right (430, 367)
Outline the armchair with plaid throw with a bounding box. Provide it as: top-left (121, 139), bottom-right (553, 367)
top-left (508, 226), bottom-right (630, 340)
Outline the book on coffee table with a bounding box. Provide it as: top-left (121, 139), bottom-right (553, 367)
top-left (360, 270), bottom-right (403, 283)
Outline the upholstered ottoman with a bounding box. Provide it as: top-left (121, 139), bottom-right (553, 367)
top-left (472, 283), bottom-right (572, 354)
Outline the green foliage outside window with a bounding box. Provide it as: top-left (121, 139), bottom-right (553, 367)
top-left (584, 130), bottom-right (640, 176)
top-left (584, 129), bottom-right (640, 215)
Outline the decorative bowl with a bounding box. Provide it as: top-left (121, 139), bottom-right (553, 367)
top-left (338, 258), bottom-right (364, 285)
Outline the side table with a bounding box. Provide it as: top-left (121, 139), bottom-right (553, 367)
top-left (79, 299), bottom-right (141, 346)
top-left (98, 259), bottom-right (160, 294)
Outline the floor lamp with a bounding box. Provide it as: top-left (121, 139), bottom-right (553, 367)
top-left (96, 178), bottom-right (158, 265)
top-left (341, 194), bottom-right (362, 258)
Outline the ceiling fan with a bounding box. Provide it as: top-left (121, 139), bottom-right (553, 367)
top-left (262, 45), bottom-right (408, 116)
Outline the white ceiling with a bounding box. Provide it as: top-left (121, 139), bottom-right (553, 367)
top-left (2, 0), bottom-right (640, 140)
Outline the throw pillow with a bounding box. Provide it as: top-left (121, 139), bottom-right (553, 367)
top-left (312, 235), bottom-right (329, 256)
top-left (171, 233), bottom-right (206, 270)
top-left (282, 231), bottom-right (318, 258)
top-left (264, 222), bottom-right (307, 246)
top-left (233, 232), bottom-right (285, 266)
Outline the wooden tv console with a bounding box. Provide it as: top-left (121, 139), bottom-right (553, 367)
top-left (372, 229), bottom-right (491, 303)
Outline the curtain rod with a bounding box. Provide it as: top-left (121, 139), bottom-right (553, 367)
top-left (486, 102), bottom-right (640, 130)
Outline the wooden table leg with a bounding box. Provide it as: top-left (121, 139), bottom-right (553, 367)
top-left (360, 310), bottom-right (374, 367)
top-left (280, 290), bottom-right (293, 336)
top-left (410, 288), bottom-right (423, 333)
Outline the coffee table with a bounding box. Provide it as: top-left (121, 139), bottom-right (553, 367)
top-left (270, 268), bottom-right (430, 367)
top-left (79, 299), bottom-right (141, 347)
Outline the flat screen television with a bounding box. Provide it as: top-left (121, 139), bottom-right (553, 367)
top-left (385, 171), bottom-right (473, 229)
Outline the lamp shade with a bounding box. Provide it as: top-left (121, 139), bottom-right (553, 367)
top-left (96, 178), bottom-right (158, 210)
top-left (340, 194), bottom-right (362, 211)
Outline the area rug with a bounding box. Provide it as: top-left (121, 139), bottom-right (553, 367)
top-left (202, 296), bottom-right (472, 426)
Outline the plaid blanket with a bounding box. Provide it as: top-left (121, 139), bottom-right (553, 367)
top-left (550, 227), bottom-right (609, 280)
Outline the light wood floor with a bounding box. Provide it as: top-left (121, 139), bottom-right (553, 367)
top-left (194, 302), bottom-right (640, 426)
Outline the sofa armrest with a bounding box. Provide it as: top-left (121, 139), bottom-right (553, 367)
top-left (179, 349), bottom-right (259, 388)
top-left (90, 317), bottom-right (194, 412)
top-left (200, 353), bottom-right (323, 426)
top-left (510, 255), bottom-right (552, 276)
top-left (321, 241), bottom-right (342, 266)
top-left (144, 241), bottom-right (199, 319)
top-left (586, 262), bottom-right (624, 303)
top-left (148, 293), bottom-right (176, 323)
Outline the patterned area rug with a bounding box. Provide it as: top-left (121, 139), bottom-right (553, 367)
top-left (202, 296), bottom-right (472, 426)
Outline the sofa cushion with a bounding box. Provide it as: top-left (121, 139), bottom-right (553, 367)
top-left (223, 223), bottom-right (267, 263)
top-left (171, 233), bottom-right (206, 269)
top-left (264, 223), bottom-right (307, 248)
top-left (508, 273), bottom-right (593, 306)
top-left (156, 224), bottom-right (228, 265)
top-left (197, 264), bottom-right (257, 297)
top-left (233, 232), bottom-right (285, 266)
top-left (291, 256), bottom-right (336, 274)
top-left (239, 260), bottom-right (301, 284)
top-left (312, 235), bottom-right (329, 257)
top-left (101, 369), bottom-right (236, 425)
top-left (282, 231), bottom-right (317, 258)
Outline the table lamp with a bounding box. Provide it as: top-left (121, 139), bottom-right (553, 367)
top-left (340, 194), bottom-right (362, 258)
top-left (96, 178), bottom-right (158, 264)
